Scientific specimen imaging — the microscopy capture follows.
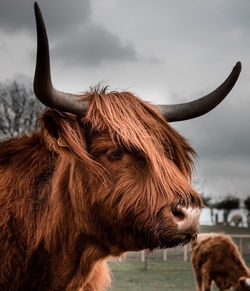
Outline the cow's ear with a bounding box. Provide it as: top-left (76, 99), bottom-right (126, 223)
top-left (39, 109), bottom-right (89, 156)
top-left (41, 110), bottom-right (61, 139)
top-left (39, 110), bottom-right (74, 150)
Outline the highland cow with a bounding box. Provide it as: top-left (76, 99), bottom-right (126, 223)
top-left (0, 2), bottom-right (241, 290)
top-left (191, 233), bottom-right (250, 291)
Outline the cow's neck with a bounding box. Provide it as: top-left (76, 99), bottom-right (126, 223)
top-left (47, 234), bottom-right (109, 289)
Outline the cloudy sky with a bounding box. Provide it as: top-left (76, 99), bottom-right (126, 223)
top-left (0, 0), bottom-right (249, 201)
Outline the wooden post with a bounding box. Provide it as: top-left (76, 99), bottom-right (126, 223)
top-left (163, 249), bottom-right (167, 261)
top-left (184, 245), bottom-right (188, 262)
top-left (141, 250), bottom-right (145, 262)
top-left (118, 253), bottom-right (127, 262)
top-left (145, 250), bottom-right (150, 270)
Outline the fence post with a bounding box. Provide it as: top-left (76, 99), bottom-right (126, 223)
top-left (145, 250), bottom-right (150, 270)
top-left (184, 245), bottom-right (188, 262)
top-left (118, 253), bottom-right (126, 262)
top-left (141, 250), bottom-right (145, 262)
top-left (163, 249), bottom-right (167, 261)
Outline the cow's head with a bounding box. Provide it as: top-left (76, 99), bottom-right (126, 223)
top-left (33, 3), bottom-right (241, 253)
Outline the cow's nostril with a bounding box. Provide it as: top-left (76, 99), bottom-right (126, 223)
top-left (172, 208), bottom-right (185, 221)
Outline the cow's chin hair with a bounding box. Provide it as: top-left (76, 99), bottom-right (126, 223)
top-left (130, 225), bottom-right (197, 250)
top-left (158, 233), bottom-right (196, 249)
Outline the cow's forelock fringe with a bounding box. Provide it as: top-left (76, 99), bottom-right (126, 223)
top-left (82, 89), bottom-right (196, 180)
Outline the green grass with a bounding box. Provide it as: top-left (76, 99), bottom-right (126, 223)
top-left (108, 261), bottom-right (196, 290)
top-left (108, 225), bottom-right (250, 290)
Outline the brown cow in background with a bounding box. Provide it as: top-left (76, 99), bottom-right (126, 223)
top-left (230, 215), bottom-right (243, 227)
top-left (191, 233), bottom-right (250, 291)
top-left (0, 2), bottom-right (241, 290)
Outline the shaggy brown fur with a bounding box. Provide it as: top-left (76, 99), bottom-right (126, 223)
top-left (191, 233), bottom-right (250, 291)
top-left (0, 88), bottom-right (202, 290)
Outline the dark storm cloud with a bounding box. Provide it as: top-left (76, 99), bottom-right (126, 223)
top-left (173, 94), bottom-right (250, 163)
top-left (0, 0), bottom-right (141, 66)
top-left (0, 0), bottom-right (91, 35)
top-left (52, 24), bottom-right (140, 66)
top-left (194, 113), bottom-right (250, 162)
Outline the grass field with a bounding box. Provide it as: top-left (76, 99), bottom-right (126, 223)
top-left (109, 261), bottom-right (196, 290)
top-left (108, 225), bottom-right (250, 290)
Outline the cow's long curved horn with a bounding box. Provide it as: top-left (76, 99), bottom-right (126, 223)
top-left (33, 2), bottom-right (88, 116)
top-left (158, 61), bottom-right (241, 122)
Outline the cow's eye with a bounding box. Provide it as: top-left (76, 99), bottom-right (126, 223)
top-left (108, 149), bottom-right (124, 161)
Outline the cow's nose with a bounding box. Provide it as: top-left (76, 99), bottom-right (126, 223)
top-left (172, 206), bottom-right (200, 235)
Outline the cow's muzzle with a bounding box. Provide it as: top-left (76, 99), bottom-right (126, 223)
top-left (172, 206), bottom-right (200, 236)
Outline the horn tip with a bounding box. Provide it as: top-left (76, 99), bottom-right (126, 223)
top-left (34, 2), bottom-right (40, 14)
top-left (235, 61), bottom-right (242, 71)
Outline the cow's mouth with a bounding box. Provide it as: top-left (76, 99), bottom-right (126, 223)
top-left (123, 218), bottom-right (198, 251)
top-left (134, 228), bottom-right (197, 250)
top-left (159, 232), bottom-right (197, 249)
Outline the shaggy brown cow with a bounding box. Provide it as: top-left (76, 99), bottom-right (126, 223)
top-left (191, 233), bottom-right (250, 291)
top-left (0, 2), bottom-right (241, 290)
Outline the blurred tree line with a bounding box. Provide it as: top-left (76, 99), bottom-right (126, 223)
top-left (0, 81), bottom-right (44, 139)
top-left (201, 194), bottom-right (250, 227)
